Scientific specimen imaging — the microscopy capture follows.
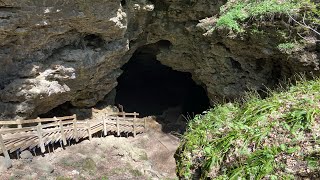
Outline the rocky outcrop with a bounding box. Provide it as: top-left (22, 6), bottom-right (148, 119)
top-left (0, 0), bottom-right (130, 119)
top-left (0, 0), bottom-right (318, 119)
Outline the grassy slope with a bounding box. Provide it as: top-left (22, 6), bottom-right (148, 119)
top-left (176, 77), bottom-right (320, 179)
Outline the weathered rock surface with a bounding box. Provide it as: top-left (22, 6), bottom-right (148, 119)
top-left (20, 150), bottom-right (33, 162)
top-left (0, 0), bottom-right (318, 119)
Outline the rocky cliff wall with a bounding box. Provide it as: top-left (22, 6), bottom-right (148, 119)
top-left (0, 0), bottom-right (318, 119)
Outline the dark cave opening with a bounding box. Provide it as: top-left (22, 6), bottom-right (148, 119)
top-left (114, 41), bottom-right (210, 119)
top-left (121, 0), bottom-right (126, 7)
top-left (40, 40), bottom-right (210, 133)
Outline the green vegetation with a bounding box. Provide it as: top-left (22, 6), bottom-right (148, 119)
top-left (277, 42), bottom-right (301, 54)
top-left (100, 176), bottom-right (109, 180)
top-left (60, 157), bottom-right (97, 173)
top-left (56, 177), bottom-right (72, 180)
top-left (213, 0), bottom-right (319, 32)
top-left (175, 77), bottom-right (320, 179)
top-left (216, 0), bottom-right (298, 32)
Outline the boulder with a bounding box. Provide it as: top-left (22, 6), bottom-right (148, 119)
top-left (32, 161), bottom-right (54, 174)
top-left (20, 150), bottom-right (33, 162)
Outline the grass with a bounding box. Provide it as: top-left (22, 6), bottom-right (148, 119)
top-left (277, 42), bottom-right (296, 52)
top-left (59, 157), bottom-right (97, 174)
top-left (175, 76), bottom-right (320, 179)
top-left (214, 0), bottom-right (299, 32)
top-left (213, 0), bottom-right (319, 32)
top-left (56, 177), bottom-right (72, 180)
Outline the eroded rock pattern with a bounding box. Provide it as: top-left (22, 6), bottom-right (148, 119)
top-left (0, 0), bottom-right (318, 119)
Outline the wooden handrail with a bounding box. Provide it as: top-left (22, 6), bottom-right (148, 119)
top-left (0, 127), bottom-right (35, 134)
top-left (107, 112), bottom-right (140, 116)
top-left (0, 112), bottom-right (146, 161)
top-left (108, 116), bottom-right (143, 122)
top-left (0, 115), bottom-right (76, 125)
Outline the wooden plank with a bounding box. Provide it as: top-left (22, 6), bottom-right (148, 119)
top-left (108, 112), bottom-right (140, 116)
top-left (2, 132), bottom-right (36, 140)
top-left (133, 112), bottom-right (136, 137)
top-left (0, 134), bottom-right (11, 162)
top-left (0, 127), bottom-right (34, 134)
top-left (73, 115), bottom-right (79, 142)
top-left (57, 118), bottom-right (67, 146)
top-left (41, 120), bottom-right (74, 129)
top-left (19, 136), bottom-right (38, 151)
top-left (116, 116), bottom-right (120, 136)
top-left (103, 114), bottom-right (107, 136)
top-left (0, 115), bottom-right (76, 125)
top-left (43, 132), bottom-right (56, 146)
top-left (10, 136), bottom-right (34, 153)
top-left (36, 122), bottom-right (46, 153)
top-left (87, 121), bottom-right (92, 141)
top-left (100, 119), bottom-right (145, 126)
top-left (5, 135), bottom-right (32, 150)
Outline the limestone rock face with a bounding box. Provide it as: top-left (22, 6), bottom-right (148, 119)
top-left (0, 0), bottom-right (318, 119)
top-left (0, 0), bottom-right (130, 119)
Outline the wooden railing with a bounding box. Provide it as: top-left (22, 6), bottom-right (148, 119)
top-left (0, 112), bottom-right (146, 163)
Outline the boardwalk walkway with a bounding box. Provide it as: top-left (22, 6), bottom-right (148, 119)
top-left (0, 112), bottom-right (146, 163)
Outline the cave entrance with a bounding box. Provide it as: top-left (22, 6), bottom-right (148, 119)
top-left (115, 41), bottom-right (210, 131)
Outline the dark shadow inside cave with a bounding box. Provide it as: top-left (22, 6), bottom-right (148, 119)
top-left (114, 41), bottom-right (210, 132)
top-left (40, 40), bottom-right (210, 133)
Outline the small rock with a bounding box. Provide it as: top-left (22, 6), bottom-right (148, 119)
top-left (71, 170), bottom-right (80, 175)
top-left (144, 169), bottom-right (162, 178)
top-left (76, 153), bottom-right (87, 159)
top-left (20, 150), bottom-right (33, 162)
top-left (55, 147), bottom-right (63, 153)
top-left (33, 161), bottom-right (54, 173)
top-left (0, 156), bottom-right (12, 172)
top-left (82, 140), bottom-right (90, 144)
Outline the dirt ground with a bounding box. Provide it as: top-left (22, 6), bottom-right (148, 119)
top-left (0, 118), bottom-right (180, 180)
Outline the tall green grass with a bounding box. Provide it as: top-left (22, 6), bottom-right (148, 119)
top-left (176, 77), bottom-right (320, 179)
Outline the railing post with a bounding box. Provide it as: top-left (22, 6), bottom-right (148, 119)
top-left (133, 112), bottom-right (136, 137)
top-left (56, 117), bottom-right (67, 146)
top-left (116, 116), bottom-right (120, 136)
top-left (0, 133), bottom-right (11, 166)
top-left (16, 119), bottom-right (22, 129)
top-left (72, 114), bottom-right (79, 142)
top-left (103, 113), bottom-right (107, 136)
top-left (144, 118), bottom-right (147, 131)
top-left (36, 122), bottom-right (45, 153)
top-left (87, 121), bottom-right (92, 141)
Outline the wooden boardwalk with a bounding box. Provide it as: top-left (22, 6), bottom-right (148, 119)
top-left (0, 112), bottom-right (146, 163)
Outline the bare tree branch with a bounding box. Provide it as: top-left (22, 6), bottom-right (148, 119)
top-left (286, 11), bottom-right (320, 36)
